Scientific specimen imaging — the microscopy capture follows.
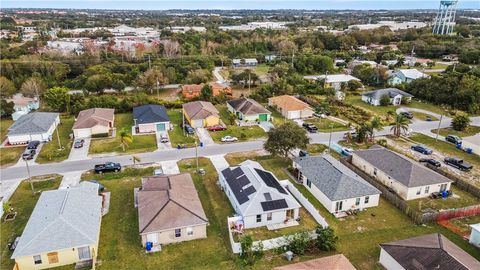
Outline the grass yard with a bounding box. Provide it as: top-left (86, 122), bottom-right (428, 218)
top-left (1, 175), bottom-right (62, 270)
top-left (212, 105), bottom-right (266, 142)
top-left (36, 115), bottom-right (75, 164)
top-left (253, 64), bottom-right (270, 76)
top-left (448, 215), bottom-right (480, 236)
top-left (167, 109), bottom-right (197, 148)
top-left (0, 118), bottom-right (13, 141)
top-left (407, 186), bottom-right (480, 211)
top-left (412, 111), bottom-right (438, 121)
top-left (431, 126), bottom-right (480, 138)
top-left (89, 113), bottom-right (157, 155)
top-left (307, 144), bottom-right (328, 155)
top-left (304, 118), bottom-right (350, 132)
top-left (0, 147), bottom-right (24, 167)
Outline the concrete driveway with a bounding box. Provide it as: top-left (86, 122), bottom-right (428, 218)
top-left (59, 171), bottom-right (83, 189)
top-left (208, 154), bottom-right (230, 173)
top-left (12, 143), bottom-right (43, 167)
top-left (159, 160), bottom-right (180, 174)
top-left (196, 128), bottom-right (214, 146)
top-left (259, 121), bottom-right (274, 132)
top-left (156, 132), bottom-right (172, 150)
top-left (67, 138), bottom-right (91, 161)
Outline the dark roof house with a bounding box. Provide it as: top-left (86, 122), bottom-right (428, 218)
top-left (227, 97), bottom-right (270, 116)
top-left (133, 104), bottom-right (169, 125)
top-left (362, 88), bottom-right (413, 100)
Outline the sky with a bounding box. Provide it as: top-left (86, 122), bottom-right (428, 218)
top-left (1, 0), bottom-right (479, 10)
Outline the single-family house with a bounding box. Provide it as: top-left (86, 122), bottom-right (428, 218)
top-left (469, 223), bottom-right (480, 248)
top-left (137, 174), bottom-right (208, 249)
top-left (361, 88), bottom-right (413, 106)
top-left (72, 108), bottom-right (115, 138)
top-left (7, 112), bottom-right (60, 145)
top-left (388, 69), bottom-right (430, 85)
top-left (274, 254), bottom-right (356, 270)
top-left (232, 58), bottom-right (258, 67)
top-left (268, 95), bottom-right (314, 119)
top-left (182, 101), bottom-right (220, 128)
top-left (312, 74), bottom-right (362, 91)
top-left (265, 55), bottom-right (277, 62)
top-left (293, 155), bottom-right (381, 215)
top-left (132, 105), bottom-right (170, 134)
top-left (227, 97), bottom-right (271, 123)
top-left (219, 160), bottom-right (301, 229)
top-left (181, 83), bottom-right (232, 99)
top-left (352, 146), bottom-right (452, 201)
top-left (11, 181), bottom-right (102, 270)
top-left (379, 233), bottom-right (480, 270)
top-left (5, 94), bottom-right (40, 121)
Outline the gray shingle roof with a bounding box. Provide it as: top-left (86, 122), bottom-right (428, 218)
top-left (353, 146), bottom-right (452, 188)
top-left (8, 112), bottom-right (59, 135)
top-left (11, 182), bottom-right (102, 258)
top-left (133, 104), bottom-right (169, 124)
top-left (227, 98), bottom-right (270, 116)
top-left (294, 154), bottom-right (380, 201)
top-left (362, 88), bottom-right (413, 100)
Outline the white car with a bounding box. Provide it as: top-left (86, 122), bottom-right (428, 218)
top-left (221, 136), bottom-right (238, 142)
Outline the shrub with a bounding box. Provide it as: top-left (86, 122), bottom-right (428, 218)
top-left (315, 226), bottom-right (338, 251)
top-left (451, 111), bottom-right (471, 131)
top-left (284, 231), bottom-right (312, 255)
top-left (377, 138), bottom-right (388, 147)
top-left (240, 235), bottom-right (264, 266)
top-left (91, 132), bottom-right (109, 138)
top-left (379, 94), bottom-right (391, 106)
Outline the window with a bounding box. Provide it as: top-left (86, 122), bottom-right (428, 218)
top-left (175, 228), bottom-right (181, 238)
top-left (33, 255), bottom-right (42, 265)
top-left (47, 252), bottom-right (58, 264)
top-left (373, 168), bottom-right (377, 176)
top-left (306, 179), bottom-right (311, 188)
top-left (416, 188), bottom-right (421, 195)
top-left (267, 212), bottom-right (272, 221)
top-left (355, 198), bottom-right (360, 206)
top-left (78, 246), bottom-right (91, 260)
top-left (425, 186), bottom-right (430, 194)
top-left (187, 227), bottom-right (193, 236)
top-left (364, 196), bottom-right (370, 204)
top-left (256, 214), bottom-right (262, 223)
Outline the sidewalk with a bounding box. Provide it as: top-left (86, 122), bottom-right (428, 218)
top-left (59, 171), bottom-right (83, 189)
top-left (208, 154), bottom-right (230, 173)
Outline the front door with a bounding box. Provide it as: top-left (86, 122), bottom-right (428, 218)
top-left (440, 184), bottom-right (447, 192)
top-left (78, 246), bottom-right (91, 260)
top-left (147, 233), bottom-right (159, 245)
top-left (286, 209), bottom-right (294, 219)
top-left (156, 123), bottom-right (166, 132)
top-left (259, 114), bottom-right (268, 121)
top-left (335, 201), bottom-right (343, 212)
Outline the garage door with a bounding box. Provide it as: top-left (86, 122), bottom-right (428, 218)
top-left (193, 119), bottom-right (204, 128)
top-left (258, 114), bottom-right (268, 121)
top-left (75, 129), bottom-right (91, 138)
top-left (289, 111), bottom-right (301, 119)
top-left (156, 123), bottom-right (166, 132)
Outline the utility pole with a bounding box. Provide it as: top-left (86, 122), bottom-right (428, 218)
top-left (156, 79), bottom-right (160, 100)
top-left (56, 125), bottom-right (62, 150)
top-left (291, 49), bottom-right (295, 69)
top-left (25, 159), bottom-right (35, 195)
top-left (435, 115), bottom-right (443, 142)
top-left (182, 109), bottom-right (186, 137)
top-left (148, 55), bottom-right (151, 70)
top-left (328, 124), bottom-right (333, 153)
top-left (195, 141), bottom-right (199, 173)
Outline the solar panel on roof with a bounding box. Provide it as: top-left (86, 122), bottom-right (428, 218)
top-left (237, 175), bottom-right (250, 187)
top-left (221, 168), bottom-right (233, 180)
top-left (254, 168), bottom-right (287, 194)
top-left (261, 199), bottom-right (288, 211)
top-left (243, 185), bottom-right (256, 196)
top-left (231, 167), bottom-right (243, 178)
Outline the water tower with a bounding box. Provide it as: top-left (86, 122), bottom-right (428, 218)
top-left (432, 0), bottom-right (458, 35)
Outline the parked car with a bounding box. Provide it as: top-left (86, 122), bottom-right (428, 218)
top-left (419, 158), bottom-right (441, 168)
top-left (399, 111), bottom-right (413, 119)
top-left (444, 157), bottom-right (473, 171)
top-left (22, 149), bottom-right (36, 160)
top-left (313, 113), bottom-right (326, 118)
top-left (73, 139), bottom-right (84, 148)
top-left (94, 162), bottom-right (121, 174)
top-left (344, 131), bottom-right (357, 139)
top-left (221, 136), bottom-right (238, 142)
top-left (27, 140), bottom-right (40, 150)
top-left (302, 123), bottom-right (318, 133)
top-left (184, 124), bottom-right (195, 135)
top-left (445, 135), bottom-right (462, 145)
top-left (207, 125), bottom-right (227, 132)
top-left (160, 134), bottom-right (169, 143)
top-left (411, 145), bottom-right (433, 155)
top-left (299, 150), bottom-right (309, 157)
top-left (342, 147), bottom-right (354, 156)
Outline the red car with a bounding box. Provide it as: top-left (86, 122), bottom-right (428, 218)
top-left (207, 125), bottom-right (227, 132)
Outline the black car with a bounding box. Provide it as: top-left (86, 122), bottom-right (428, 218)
top-left (445, 135), bottom-right (462, 145)
top-left (22, 149), bottom-right (36, 160)
top-left (27, 140), bottom-right (40, 150)
top-left (184, 124), bottom-right (195, 135)
top-left (399, 111), bottom-right (413, 119)
top-left (444, 157), bottom-right (473, 171)
top-left (74, 139), bottom-right (84, 148)
top-left (94, 162), bottom-right (121, 173)
top-left (299, 150), bottom-right (309, 157)
top-left (302, 123), bottom-right (318, 133)
top-left (411, 145), bottom-right (433, 155)
top-left (419, 158), bottom-right (441, 168)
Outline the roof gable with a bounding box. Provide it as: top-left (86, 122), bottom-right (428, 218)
top-left (73, 108), bottom-right (114, 129)
top-left (133, 105), bottom-right (169, 124)
top-left (268, 95), bottom-right (311, 111)
top-left (8, 112), bottom-right (59, 135)
top-left (227, 98), bottom-right (270, 116)
top-left (183, 101), bottom-right (219, 120)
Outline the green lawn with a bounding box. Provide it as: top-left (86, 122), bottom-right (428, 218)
top-left (432, 126), bottom-right (480, 138)
top-left (412, 111), bottom-right (438, 121)
top-left (89, 113), bottom-right (157, 155)
top-left (307, 144), bottom-right (328, 155)
top-left (0, 118), bottom-right (13, 142)
top-left (253, 64), bottom-right (270, 76)
top-left (304, 118), bottom-right (350, 132)
top-left (211, 105), bottom-right (266, 142)
top-left (36, 115), bottom-right (75, 164)
top-left (1, 175), bottom-right (62, 270)
top-left (167, 109), bottom-right (197, 148)
top-left (0, 147), bottom-right (24, 167)
top-left (407, 186), bottom-right (480, 211)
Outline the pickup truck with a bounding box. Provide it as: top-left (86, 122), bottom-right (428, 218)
top-left (302, 123), bottom-right (318, 133)
top-left (94, 162), bottom-right (121, 174)
top-left (444, 157), bottom-right (473, 171)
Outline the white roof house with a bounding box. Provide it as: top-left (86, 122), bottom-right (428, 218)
top-left (389, 69), bottom-right (430, 85)
top-left (469, 223), bottom-right (480, 248)
top-left (7, 112), bottom-right (60, 144)
top-left (219, 160), bottom-right (301, 229)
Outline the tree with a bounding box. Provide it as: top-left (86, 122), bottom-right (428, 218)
top-left (239, 235), bottom-right (264, 266)
top-left (136, 68), bottom-right (167, 94)
top-left (43, 87), bottom-right (69, 112)
top-left (199, 84), bottom-right (213, 101)
top-left (0, 76), bottom-right (16, 98)
top-left (20, 77), bottom-right (46, 97)
top-left (284, 231), bottom-right (312, 255)
top-left (379, 94), bottom-right (391, 106)
top-left (112, 79), bottom-right (126, 91)
top-left (391, 114), bottom-right (409, 137)
top-left (264, 122), bottom-right (310, 158)
top-left (315, 226), bottom-right (338, 251)
top-left (84, 74), bottom-right (112, 93)
top-left (0, 100), bottom-right (15, 117)
top-left (451, 111), bottom-right (471, 131)
top-left (119, 128), bottom-right (133, 152)
top-left (347, 80), bottom-right (362, 91)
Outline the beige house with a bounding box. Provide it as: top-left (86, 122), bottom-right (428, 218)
top-left (268, 95), bottom-right (314, 119)
top-left (137, 174), bottom-right (209, 251)
top-left (73, 108), bottom-right (114, 138)
top-left (182, 101), bottom-right (220, 128)
top-left (352, 146), bottom-right (452, 201)
top-left (11, 182), bottom-right (102, 270)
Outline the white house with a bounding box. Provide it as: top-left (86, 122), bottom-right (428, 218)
top-left (268, 95), bottom-right (314, 119)
top-left (132, 105), bottom-right (170, 134)
top-left (219, 160), bottom-right (301, 229)
top-left (293, 155), bottom-right (381, 215)
top-left (5, 94), bottom-right (40, 121)
top-left (469, 223), bottom-right (480, 248)
top-left (352, 146), bottom-right (452, 201)
top-left (232, 58), bottom-right (258, 67)
top-left (304, 74), bottom-right (361, 91)
top-left (388, 69), bottom-right (430, 86)
top-left (361, 88), bottom-right (413, 106)
top-left (227, 97), bottom-right (271, 123)
top-left (7, 112), bottom-right (60, 144)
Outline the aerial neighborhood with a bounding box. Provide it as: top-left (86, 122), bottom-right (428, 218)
top-left (1, 2), bottom-right (480, 270)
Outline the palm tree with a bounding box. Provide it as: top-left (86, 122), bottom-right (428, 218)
top-left (119, 128), bottom-right (133, 152)
top-left (368, 116), bottom-right (383, 141)
top-left (391, 114), bottom-right (409, 137)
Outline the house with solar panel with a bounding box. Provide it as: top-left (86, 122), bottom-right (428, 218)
top-left (219, 160), bottom-right (301, 229)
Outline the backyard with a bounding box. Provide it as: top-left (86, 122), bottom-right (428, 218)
top-left (89, 113), bottom-right (157, 155)
top-left (167, 109), bottom-right (197, 148)
top-left (1, 175), bottom-right (62, 270)
top-left (36, 115), bottom-right (75, 164)
top-left (432, 126), bottom-right (480, 138)
top-left (407, 186), bottom-right (480, 211)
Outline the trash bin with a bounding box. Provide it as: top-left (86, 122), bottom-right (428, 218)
top-left (200, 141), bottom-right (204, 147)
top-left (146, 242), bottom-right (153, 251)
top-left (456, 143), bottom-right (462, 150)
top-left (177, 144), bottom-right (181, 150)
top-left (466, 148), bottom-right (473, 154)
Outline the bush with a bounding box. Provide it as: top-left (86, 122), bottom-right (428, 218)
top-left (240, 235), bottom-right (264, 266)
top-left (315, 226), bottom-right (338, 251)
top-left (91, 133), bottom-right (109, 138)
top-left (451, 111), bottom-right (471, 131)
top-left (377, 138), bottom-right (388, 147)
top-left (379, 94), bottom-right (391, 106)
top-left (284, 231), bottom-right (312, 255)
